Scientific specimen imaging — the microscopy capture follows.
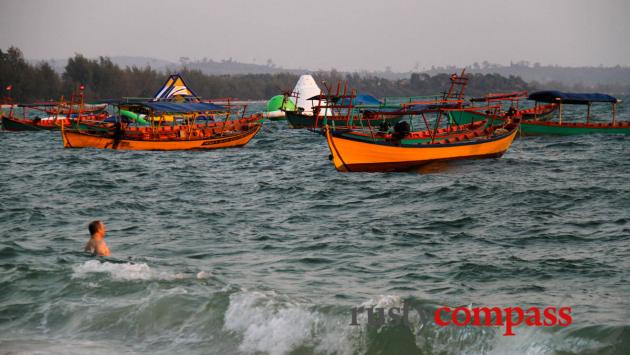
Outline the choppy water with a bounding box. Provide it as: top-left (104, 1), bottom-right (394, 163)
top-left (1, 102), bottom-right (629, 355)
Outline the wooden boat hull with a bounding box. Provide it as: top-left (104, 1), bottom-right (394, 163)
top-left (2, 115), bottom-right (59, 131)
top-left (448, 110), bottom-right (630, 135)
top-left (2, 115), bottom-right (107, 132)
top-left (285, 111), bottom-right (401, 129)
top-left (520, 103), bottom-right (558, 120)
top-left (519, 121), bottom-right (630, 136)
top-left (325, 125), bottom-right (517, 172)
top-left (62, 124), bottom-right (262, 150)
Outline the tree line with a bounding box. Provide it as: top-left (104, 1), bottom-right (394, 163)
top-left (2, 46), bottom-right (541, 103)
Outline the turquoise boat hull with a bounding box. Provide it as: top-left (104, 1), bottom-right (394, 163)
top-left (447, 110), bottom-right (630, 136)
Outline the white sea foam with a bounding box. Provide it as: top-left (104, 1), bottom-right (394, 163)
top-left (223, 291), bottom-right (361, 355)
top-left (72, 260), bottom-right (185, 281)
top-left (360, 294), bottom-right (404, 309)
top-left (196, 271), bottom-right (212, 279)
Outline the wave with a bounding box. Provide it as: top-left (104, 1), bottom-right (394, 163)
top-left (223, 290), bottom-right (360, 355)
top-left (71, 260), bottom-right (212, 281)
top-left (223, 292), bottom-right (630, 355)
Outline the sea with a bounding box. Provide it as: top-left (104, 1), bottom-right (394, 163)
top-left (0, 101), bottom-right (629, 355)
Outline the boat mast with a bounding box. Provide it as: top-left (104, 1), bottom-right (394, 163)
top-left (78, 85), bottom-right (85, 124)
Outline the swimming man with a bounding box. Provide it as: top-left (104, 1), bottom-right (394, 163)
top-left (84, 220), bottom-right (111, 257)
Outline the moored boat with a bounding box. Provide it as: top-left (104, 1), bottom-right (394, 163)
top-left (285, 89), bottom-right (404, 129)
top-left (61, 101), bottom-right (262, 151)
top-left (449, 91), bottom-right (558, 127)
top-left (1, 110), bottom-right (107, 131)
top-left (325, 123), bottom-right (518, 172)
top-left (62, 122), bottom-right (261, 150)
top-left (521, 91), bottom-right (627, 135)
top-left (455, 90), bottom-right (627, 135)
top-left (1, 92), bottom-right (108, 131)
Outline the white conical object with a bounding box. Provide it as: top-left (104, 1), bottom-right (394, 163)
top-left (292, 75), bottom-right (322, 115)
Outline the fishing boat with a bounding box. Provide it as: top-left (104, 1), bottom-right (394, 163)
top-left (325, 122), bottom-right (518, 172)
top-left (280, 75), bottom-right (402, 129)
top-left (61, 101), bottom-right (262, 151)
top-left (451, 91), bottom-right (627, 135)
top-left (284, 83), bottom-right (405, 129)
top-left (1, 102), bottom-right (108, 131)
top-left (285, 95), bottom-right (403, 129)
top-left (446, 91), bottom-right (557, 127)
top-left (520, 91), bottom-right (628, 135)
top-left (322, 74), bottom-right (517, 172)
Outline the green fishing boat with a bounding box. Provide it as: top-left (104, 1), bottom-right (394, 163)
top-left (519, 91), bottom-right (628, 135)
top-left (451, 91), bottom-right (627, 135)
top-left (285, 93), bottom-right (404, 129)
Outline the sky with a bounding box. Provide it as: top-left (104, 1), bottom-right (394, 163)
top-left (1, 0), bottom-right (629, 72)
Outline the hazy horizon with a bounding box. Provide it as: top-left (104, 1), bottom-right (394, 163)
top-left (1, 0), bottom-right (629, 72)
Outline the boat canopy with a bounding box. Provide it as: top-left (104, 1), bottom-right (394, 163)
top-left (528, 91), bottom-right (619, 104)
top-left (137, 102), bottom-right (226, 113)
top-left (306, 94), bottom-right (382, 106)
top-left (342, 94), bottom-right (382, 106)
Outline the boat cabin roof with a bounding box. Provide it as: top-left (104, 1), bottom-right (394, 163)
top-left (125, 101), bottom-right (226, 114)
top-left (306, 94), bottom-right (382, 106)
top-left (528, 91), bottom-right (619, 104)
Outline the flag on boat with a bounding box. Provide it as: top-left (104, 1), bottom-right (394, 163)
top-left (153, 74), bottom-right (200, 102)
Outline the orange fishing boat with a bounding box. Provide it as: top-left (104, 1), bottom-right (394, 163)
top-left (325, 123), bottom-right (518, 172)
top-left (1, 102), bottom-right (108, 131)
top-left (61, 101), bottom-right (262, 151)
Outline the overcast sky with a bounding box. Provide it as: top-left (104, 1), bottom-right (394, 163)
top-left (1, 0), bottom-right (628, 71)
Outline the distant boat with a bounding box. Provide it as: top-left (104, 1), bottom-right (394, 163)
top-left (62, 101), bottom-right (262, 151)
top-left (262, 74), bottom-right (321, 121)
top-left (1, 102), bottom-right (108, 131)
top-left (284, 81), bottom-right (404, 129)
top-left (521, 91), bottom-right (628, 135)
top-left (451, 91), bottom-right (627, 135)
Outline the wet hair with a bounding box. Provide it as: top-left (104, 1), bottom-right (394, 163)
top-left (88, 220), bottom-right (103, 235)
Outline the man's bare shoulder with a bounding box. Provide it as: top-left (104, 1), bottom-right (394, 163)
top-left (94, 240), bottom-right (110, 256)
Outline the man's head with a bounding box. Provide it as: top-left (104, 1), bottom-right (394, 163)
top-left (88, 220), bottom-right (105, 236)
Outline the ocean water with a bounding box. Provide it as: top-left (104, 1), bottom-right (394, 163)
top-left (1, 102), bottom-right (629, 355)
